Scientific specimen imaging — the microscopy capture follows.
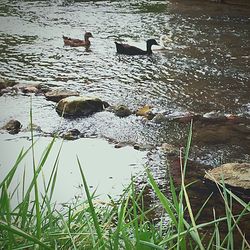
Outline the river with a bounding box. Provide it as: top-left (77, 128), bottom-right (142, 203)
top-left (0, 0), bottom-right (250, 202)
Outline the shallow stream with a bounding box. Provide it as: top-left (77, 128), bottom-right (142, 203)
top-left (0, 0), bottom-right (250, 202)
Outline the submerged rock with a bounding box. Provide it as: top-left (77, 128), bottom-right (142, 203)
top-left (56, 96), bottom-right (109, 117)
top-left (136, 105), bottom-right (155, 120)
top-left (22, 123), bottom-right (43, 133)
top-left (0, 78), bottom-right (17, 95)
top-left (152, 113), bottom-right (167, 123)
top-left (12, 83), bottom-right (41, 94)
top-left (114, 105), bottom-right (132, 118)
top-left (2, 120), bottom-right (22, 134)
top-left (61, 129), bottom-right (81, 140)
top-left (204, 163), bottom-right (250, 190)
top-left (45, 89), bottom-right (79, 102)
top-left (193, 117), bottom-right (250, 147)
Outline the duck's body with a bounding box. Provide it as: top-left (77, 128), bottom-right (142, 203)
top-left (115, 39), bottom-right (159, 55)
top-left (63, 32), bottom-right (93, 47)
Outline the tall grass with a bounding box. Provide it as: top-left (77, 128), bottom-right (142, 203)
top-left (0, 118), bottom-right (249, 249)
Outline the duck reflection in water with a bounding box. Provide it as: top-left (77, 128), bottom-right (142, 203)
top-left (152, 34), bottom-right (173, 51)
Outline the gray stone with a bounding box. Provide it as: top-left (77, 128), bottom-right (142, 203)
top-left (56, 96), bottom-right (109, 117)
top-left (61, 129), bottom-right (81, 140)
top-left (0, 78), bottom-right (17, 95)
top-left (12, 83), bottom-right (41, 94)
top-left (204, 163), bottom-right (250, 190)
top-left (114, 105), bottom-right (132, 118)
top-left (22, 123), bottom-right (42, 133)
top-left (2, 120), bottom-right (22, 134)
top-left (152, 113), bottom-right (167, 123)
top-left (45, 89), bottom-right (79, 102)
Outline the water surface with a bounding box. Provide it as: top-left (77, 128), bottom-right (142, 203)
top-left (0, 0), bottom-right (250, 199)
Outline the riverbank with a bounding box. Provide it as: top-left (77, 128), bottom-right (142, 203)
top-left (1, 126), bottom-right (250, 249)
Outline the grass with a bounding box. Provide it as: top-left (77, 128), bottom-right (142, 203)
top-left (0, 119), bottom-right (250, 249)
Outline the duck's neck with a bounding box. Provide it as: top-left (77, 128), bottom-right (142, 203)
top-left (146, 44), bottom-right (153, 55)
top-left (84, 36), bottom-right (91, 45)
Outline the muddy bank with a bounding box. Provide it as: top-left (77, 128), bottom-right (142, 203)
top-left (159, 114), bottom-right (250, 243)
top-left (168, 154), bottom-right (250, 243)
top-left (170, 0), bottom-right (250, 14)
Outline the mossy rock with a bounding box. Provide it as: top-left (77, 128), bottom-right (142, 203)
top-left (136, 105), bottom-right (155, 120)
top-left (114, 105), bottom-right (132, 118)
top-left (56, 96), bottom-right (109, 117)
top-left (2, 120), bottom-right (22, 134)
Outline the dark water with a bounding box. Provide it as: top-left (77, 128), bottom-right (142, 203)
top-left (0, 0), bottom-right (250, 190)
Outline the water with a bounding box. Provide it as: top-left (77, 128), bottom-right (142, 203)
top-left (0, 133), bottom-right (147, 204)
top-left (0, 0), bottom-right (250, 200)
top-left (1, 0), bottom-right (249, 116)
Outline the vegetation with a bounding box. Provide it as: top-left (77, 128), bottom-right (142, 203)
top-left (0, 120), bottom-right (250, 249)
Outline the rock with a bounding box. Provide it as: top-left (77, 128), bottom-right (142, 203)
top-left (152, 113), bottom-right (167, 123)
top-left (22, 123), bottom-right (42, 133)
top-left (56, 96), bottom-right (109, 117)
top-left (203, 111), bottom-right (224, 119)
top-left (173, 113), bottom-right (201, 123)
top-left (136, 105), bottom-right (155, 120)
top-left (2, 120), bottom-right (22, 134)
top-left (133, 144), bottom-right (152, 151)
top-left (45, 89), bottom-right (79, 102)
top-left (61, 129), bottom-right (81, 140)
top-left (133, 144), bottom-right (141, 150)
top-left (0, 78), bottom-right (17, 95)
top-left (204, 163), bottom-right (250, 190)
top-left (114, 105), bottom-right (132, 118)
top-left (114, 142), bottom-right (127, 148)
top-left (12, 83), bottom-right (41, 94)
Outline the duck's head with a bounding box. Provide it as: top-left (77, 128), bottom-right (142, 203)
top-left (85, 32), bottom-right (93, 39)
top-left (146, 39), bottom-right (159, 47)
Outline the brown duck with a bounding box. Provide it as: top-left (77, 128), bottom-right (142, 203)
top-left (63, 32), bottom-right (93, 47)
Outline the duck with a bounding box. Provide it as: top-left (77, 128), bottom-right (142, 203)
top-left (115, 39), bottom-right (159, 55)
top-left (63, 32), bottom-right (93, 47)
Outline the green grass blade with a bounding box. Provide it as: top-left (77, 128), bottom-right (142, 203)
top-left (77, 156), bottom-right (104, 248)
top-left (146, 169), bottom-right (177, 226)
top-left (182, 181), bottom-right (204, 249)
top-left (0, 146), bottom-right (32, 189)
top-left (2, 183), bottom-right (14, 249)
top-left (56, 210), bottom-right (77, 250)
top-left (131, 177), bottom-right (139, 247)
top-left (30, 98), bottom-right (42, 240)
top-left (140, 240), bottom-right (165, 250)
top-left (22, 137), bottom-right (56, 204)
top-left (194, 193), bottom-right (213, 221)
top-left (40, 138), bottom-right (62, 208)
top-left (113, 199), bottom-right (126, 250)
top-left (183, 119), bottom-right (193, 175)
top-left (0, 220), bottom-right (50, 249)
